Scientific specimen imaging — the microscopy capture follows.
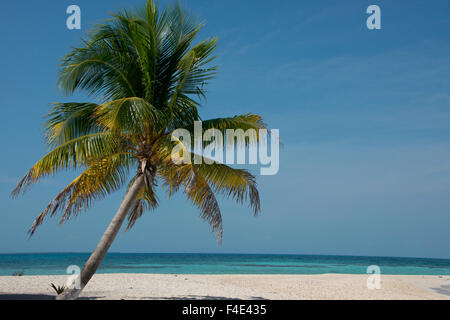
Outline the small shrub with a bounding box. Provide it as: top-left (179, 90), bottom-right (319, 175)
top-left (50, 283), bottom-right (66, 295)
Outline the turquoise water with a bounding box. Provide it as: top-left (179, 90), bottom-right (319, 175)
top-left (1, 253), bottom-right (450, 276)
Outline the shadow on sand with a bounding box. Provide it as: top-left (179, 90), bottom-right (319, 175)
top-left (0, 293), bottom-right (264, 300)
top-left (0, 293), bottom-right (103, 300)
top-left (134, 295), bottom-right (266, 300)
top-left (431, 285), bottom-right (450, 297)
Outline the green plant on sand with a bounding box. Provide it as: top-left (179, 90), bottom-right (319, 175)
top-left (50, 283), bottom-right (66, 295)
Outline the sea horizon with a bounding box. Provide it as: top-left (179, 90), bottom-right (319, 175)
top-left (1, 252), bottom-right (450, 276)
top-left (2, 251), bottom-right (450, 261)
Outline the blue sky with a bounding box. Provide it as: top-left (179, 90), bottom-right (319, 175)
top-left (1, 0), bottom-right (450, 258)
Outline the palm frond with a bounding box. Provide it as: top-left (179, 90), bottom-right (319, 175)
top-left (158, 135), bottom-right (260, 213)
top-left (44, 102), bottom-right (100, 146)
top-left (28, 153), bottom-right (134, 236)
top-left (196, 114), bottom-right (266, 134)
top-left (185, 169), bottom-right (223, 243)
top-left (12, 132), bottom-right (127, 197)
top-left (159, 162), bottom-right (222, 243)
top-left (195, 162), bottom-right (260, 215)
top-left (125, 183), bottom-right (158, 231)
top-left (157, 136), bottom-right (260, 243)
top-left (94, 97), bottom-right (158, 135)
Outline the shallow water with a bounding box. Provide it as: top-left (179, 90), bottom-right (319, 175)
top-left (1, 253), bottom-right (450, 276)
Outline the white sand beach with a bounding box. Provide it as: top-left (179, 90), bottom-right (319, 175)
top-left (0, 274), bottom-right (449, 300)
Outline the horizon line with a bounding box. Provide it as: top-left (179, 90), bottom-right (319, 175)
top-left (1, 251), bottom-right (450, 261)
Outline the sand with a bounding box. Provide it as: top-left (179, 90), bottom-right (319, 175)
top-left (0, 273), bottom-right (449, 300)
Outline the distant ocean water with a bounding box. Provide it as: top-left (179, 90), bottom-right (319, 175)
top-left (1, 253), bottom-right (450, 276)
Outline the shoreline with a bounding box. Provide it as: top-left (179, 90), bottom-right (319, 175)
top-left (0, 273), bottom-right (449, 300)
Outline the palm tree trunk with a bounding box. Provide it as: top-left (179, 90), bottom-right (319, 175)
top-left (57, 174), bottom-right (145, 300)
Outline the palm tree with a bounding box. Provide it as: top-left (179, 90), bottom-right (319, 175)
top-left (12, 0), bottom-right (264, 300)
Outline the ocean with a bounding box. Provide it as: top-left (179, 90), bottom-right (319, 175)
top-left (1, 253), bottom-right (450, 276)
